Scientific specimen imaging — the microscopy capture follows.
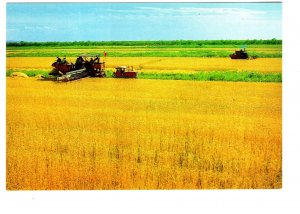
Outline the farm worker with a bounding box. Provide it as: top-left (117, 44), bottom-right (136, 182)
top-left (75, 57), bottom-right (83, 69)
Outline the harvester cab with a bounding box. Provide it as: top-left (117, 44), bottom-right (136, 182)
top-left (79, 54), bottom-right (106, 77)
top-left (50, 56), bottom-right (74, 76)
top-left (116, 66), bottom-right (127, 74)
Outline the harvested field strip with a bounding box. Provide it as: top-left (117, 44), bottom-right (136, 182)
top-left (137, 71), bottom-right (282, 82)
top-left (6, 69), bottom-right (281, 82)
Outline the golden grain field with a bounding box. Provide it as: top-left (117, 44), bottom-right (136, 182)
top-left (6, 78), bottom-right (281, 190)
top-left (6, 57), bottom-right (282, 73)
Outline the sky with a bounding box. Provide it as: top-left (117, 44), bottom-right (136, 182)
top-left (6, 2), bottom-right (282, 42)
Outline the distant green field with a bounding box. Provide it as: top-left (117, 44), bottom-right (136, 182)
top-left (6, 39), bottom-right (282, 58)
top-left (137, 71), bottom-right (282, 82)
top-left (6, 48), bottom-right (282, 58)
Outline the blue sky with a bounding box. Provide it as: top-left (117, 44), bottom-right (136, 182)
top-left (6, 2), bottom-right (282, 42)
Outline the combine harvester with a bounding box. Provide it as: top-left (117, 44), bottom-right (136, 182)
top-left (229, 46), bottom-right (257, 59)
top-left (48, 54), bottom-right (137, 81)
top-left (230, 48), bottom-right (249, 59)
top-left (49, 54), bottom-right (106, 81)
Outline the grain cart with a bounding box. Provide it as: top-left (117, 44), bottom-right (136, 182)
top-left (49, 54), bottom-right (105, 81)
top-left (113, 66), bottom-right (137, 78)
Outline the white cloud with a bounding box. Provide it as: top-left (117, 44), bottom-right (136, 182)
top-left (43, 26), bottom-right (56, 31)
top-left (23, 25), bottom-right (57, 31)
top-left (136, 6), bottom-right (266, 17)
top-left (102, 6), bottom-right (272, 24)
top-left (7, 28), bottom-right (17, 32)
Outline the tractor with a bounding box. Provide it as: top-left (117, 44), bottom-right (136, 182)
top-left (113, 66), bottom-right (137, 78)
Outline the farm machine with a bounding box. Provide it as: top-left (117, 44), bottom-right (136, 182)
top-left (49, 54), bottom-right (106, 81)
top-left (229, 46), bottom-right (258, 59)
top-left (48, 55), bottom-right (138, 81)
top-left (113, 66), bottom-right (138, 78)
top-left (229, 48), bottom-right (249, 59)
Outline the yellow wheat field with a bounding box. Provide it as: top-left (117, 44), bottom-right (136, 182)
top-left (6, 57), bottom-right (282, 73)
top-left (6, 78), bottom-right (281, 190)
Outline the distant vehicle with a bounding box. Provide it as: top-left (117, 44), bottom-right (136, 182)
top-left (230, 48), bottom-right (249, 59)
top-left (113, 66), bottom-right (138, 78)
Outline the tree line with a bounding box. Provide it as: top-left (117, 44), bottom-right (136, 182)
top-left (6, 39), bottom-right (282, 47)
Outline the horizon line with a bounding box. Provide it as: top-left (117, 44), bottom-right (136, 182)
top-left (6, 38), bottom-right (282, 42)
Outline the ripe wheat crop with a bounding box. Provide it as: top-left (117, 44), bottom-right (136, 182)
top-left (6, 78), bottom-right (281, 190)
top-left (6, 57), bottom-right (282, 74)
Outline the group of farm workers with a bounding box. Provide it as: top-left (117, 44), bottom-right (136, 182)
top-left (56, 57), bottom-right (67, 64)
top-left (56, 56), bottom-right (100, 65)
